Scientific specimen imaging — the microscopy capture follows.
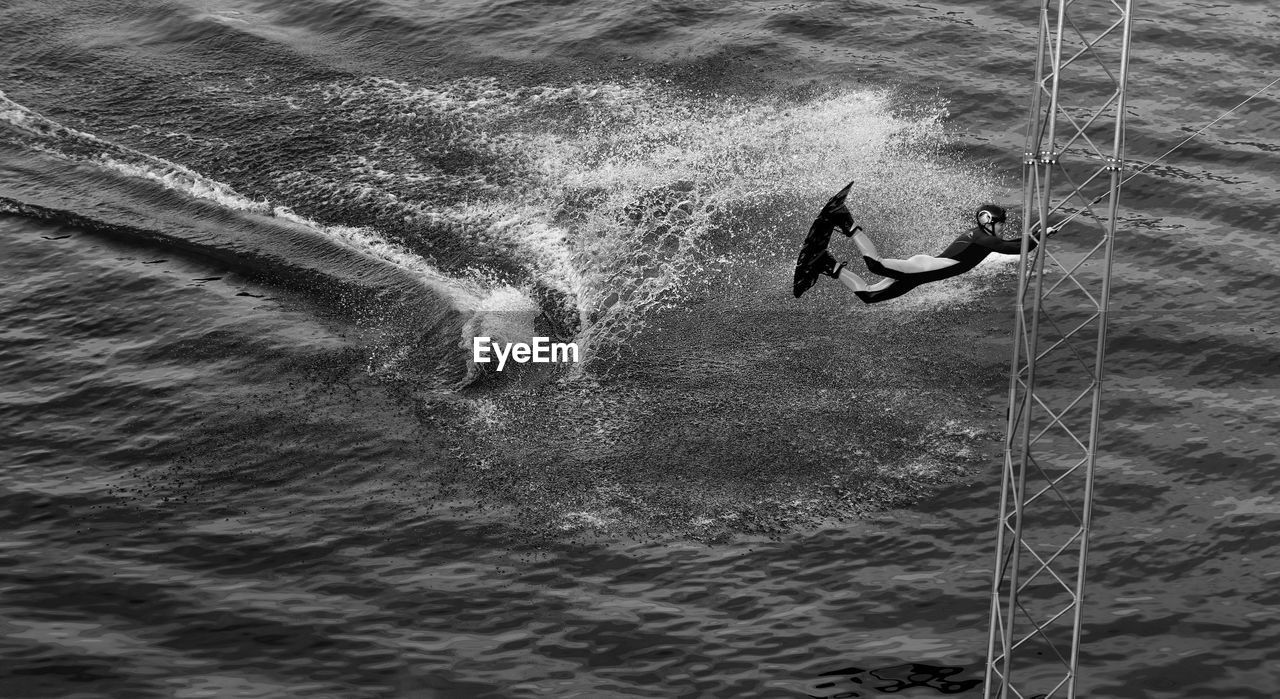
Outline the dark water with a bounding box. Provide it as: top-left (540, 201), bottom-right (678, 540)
top-left (2, 1), bottom-right (1278, 696)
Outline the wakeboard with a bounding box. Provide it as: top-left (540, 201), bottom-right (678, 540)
top-left (792, 180), bottom-right (855, 298)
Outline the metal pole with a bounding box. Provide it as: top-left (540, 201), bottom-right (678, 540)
top-left (1064, 2), bottom-right (1133, 695)
top-left (1003, 3), bottom-right (1067, 695)
top-left (983, 2), bottom-right (1054, 694)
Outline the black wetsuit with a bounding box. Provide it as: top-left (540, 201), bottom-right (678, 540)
top-left (854, 225), bottom-right (1034, 304)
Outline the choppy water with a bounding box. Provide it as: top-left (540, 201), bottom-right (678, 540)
top-left (2, 1), bottom-right (1278, 697)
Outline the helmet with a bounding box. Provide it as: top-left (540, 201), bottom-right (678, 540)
top-left (975, 204), bottom-right (1007, 226)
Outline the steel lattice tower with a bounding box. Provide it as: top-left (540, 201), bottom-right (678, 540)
top-left (984, 1), bottom-right (1134, 697)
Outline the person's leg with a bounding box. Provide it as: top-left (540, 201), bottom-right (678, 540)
top-left (834, 267), bottom-right (893, 294)
top-left (854, 231), bottom-right (958, 275)
top-left (852, 230), bottom-right (880, 259)
top-left (865, 252), bottom-right (959, 277)
top-left (884, 254), bottom-right (961, 274)
top-left (827, 257), bottom-right (917, 303)
top-left (853, 280), bottom-right (919, 304)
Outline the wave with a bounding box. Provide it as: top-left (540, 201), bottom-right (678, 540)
top-left (0, 91), bottom-right (547, 386)
top-left (1, 75), bottom-right (1010, 383)
top-left (0, 89), bottom-right (465, 295)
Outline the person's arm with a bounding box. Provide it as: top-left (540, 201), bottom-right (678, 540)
top-left (979, 224), bottom-right (1058, 255)
top-left (982, 236), bottom-right (1032, 255)
top-left (971, 228), bottom-right (1029, 255)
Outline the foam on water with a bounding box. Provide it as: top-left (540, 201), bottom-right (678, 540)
top-left (3, 77), bottom-right (1010, 382)
top-left (304, 76), bottom-right (1008, 371)
top-left (1, 90), bottom-right (272, 215)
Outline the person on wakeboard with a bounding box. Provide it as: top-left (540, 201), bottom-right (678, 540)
top-left (811, 203), bottom-right (1058, 303)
